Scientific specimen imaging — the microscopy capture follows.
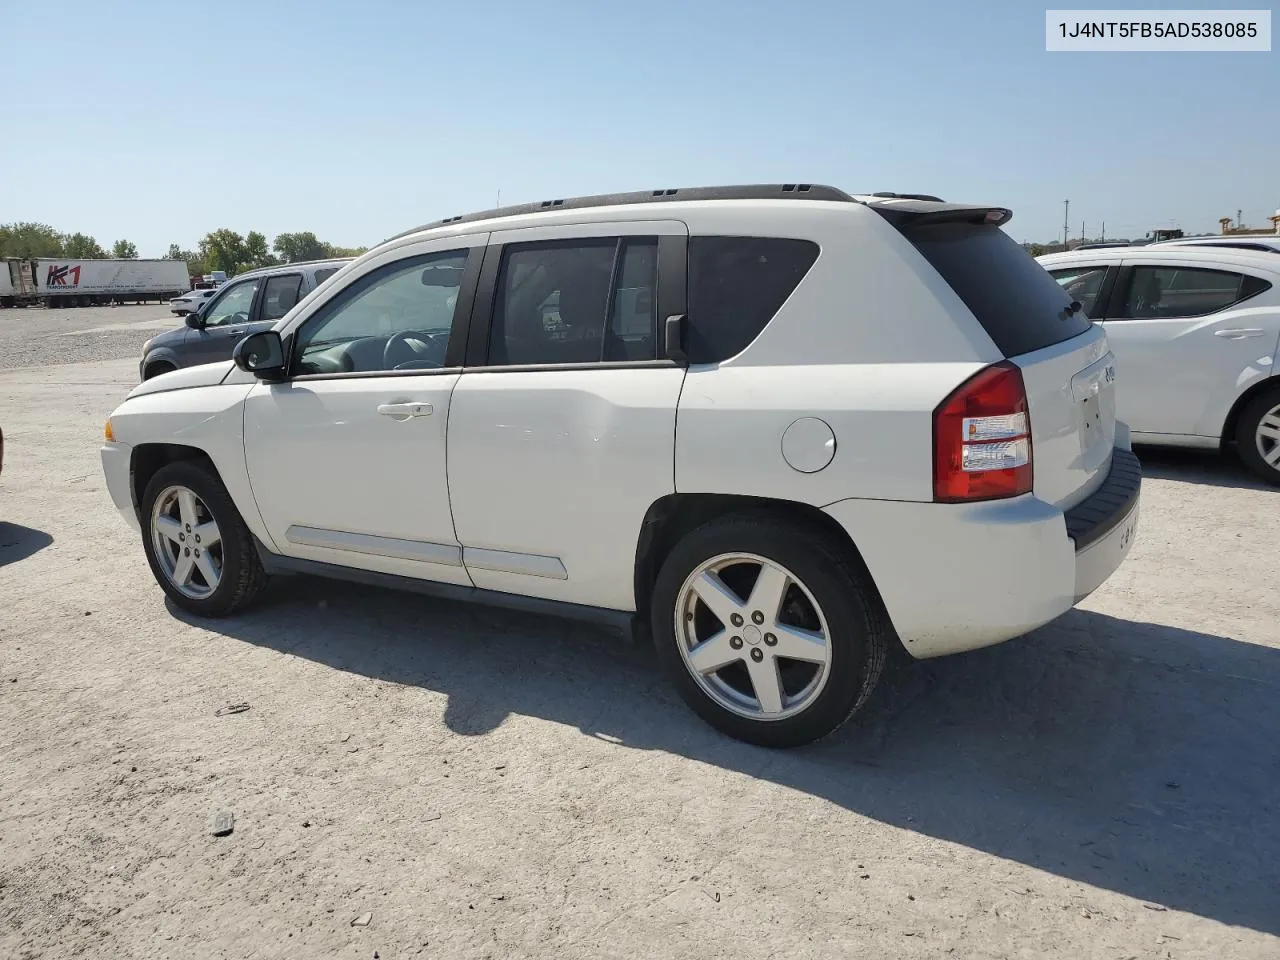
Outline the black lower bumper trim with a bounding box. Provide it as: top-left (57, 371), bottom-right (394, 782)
top-left (1064, 447), bottom-right (1142, 552)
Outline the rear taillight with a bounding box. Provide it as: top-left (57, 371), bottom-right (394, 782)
top-left (933, 360), bottom-right (1032, 503)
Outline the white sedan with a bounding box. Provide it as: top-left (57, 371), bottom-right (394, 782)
top-left (1039, 246), bottom-right (1280, 484)
top-left (169, 288), bottom-right (217, 316)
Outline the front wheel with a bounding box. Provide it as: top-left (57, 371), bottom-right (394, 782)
top-left (1236, 386), bottom-right (1280, 486)
top-left (651, 514), bottom-right (890, 748)
top-left (141, 461), bottom-right (268, 616)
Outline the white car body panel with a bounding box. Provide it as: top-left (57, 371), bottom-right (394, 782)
top-left (99, 382), bottom-right (266, 545)
top-left (242, 372), bottom-right (470, 584)
top-left (1039, 247), bottom-right (1280, 441)
top-left (448, 366), bottom-right (686, 609)
top-left (128, 360), bottom-right (234, 398)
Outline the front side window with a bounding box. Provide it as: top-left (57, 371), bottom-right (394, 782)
top-left (261, 274), bottom-right (303, 322)
top-left (294, 250), bottom-right (468, 375)
top-left (202, 279), bottom-right (259, 327)
top-left (488, 237), bottom-right (658, 366)
top-left (1118, 266), bottom-right (1269, 319)
top-left (1048, 266), bottom-right (1108, 316)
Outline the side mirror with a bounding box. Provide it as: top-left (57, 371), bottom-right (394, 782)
top-left (232, 330), bottom-right (286, 379)
top-left (184, 312), bottom-right (203, 329)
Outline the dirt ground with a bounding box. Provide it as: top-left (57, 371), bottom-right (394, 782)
top-left (1, 322), bottom-right (1278, 958)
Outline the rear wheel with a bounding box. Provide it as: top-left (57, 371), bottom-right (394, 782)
top-left (1237, 385), bottom-right (1280, 486)
top-left (140, 461), bottom-right (268, 616)
top-left (651, 514), bottom-right (890, 748)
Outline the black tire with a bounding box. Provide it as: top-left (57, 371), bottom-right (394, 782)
top-left (650, 513), bottom-right (891, 748)
top-left (143, 361), bottom-right (175, 380)
top-left (1236, 384), bottom-right (1280, 486)
top-left (140, 460), bottom-right (268, 617)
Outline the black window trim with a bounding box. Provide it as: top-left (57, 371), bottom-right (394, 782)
top-left (253, 271), bottom-right (304, 324)
top-left (283, 247), bottom-right (482, 381)
top-left (1103, 263), bottom-right (1274, 321)
top-left (462, 232), bottom-right (689, 372)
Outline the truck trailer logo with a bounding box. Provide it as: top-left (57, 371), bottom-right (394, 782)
top-left (46, 264), bottom-right (82, 288)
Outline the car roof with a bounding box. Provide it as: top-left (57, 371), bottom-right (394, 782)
top-left (382, 183), bottom-right (1009, 246)
top-left (1037, 245), bottom-right (1280, 276)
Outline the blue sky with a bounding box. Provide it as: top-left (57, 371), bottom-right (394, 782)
top-left (2, 0), bottom-right (1275, 254)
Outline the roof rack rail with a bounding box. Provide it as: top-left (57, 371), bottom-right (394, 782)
top-left (386, 183), bottom-right (858, 241)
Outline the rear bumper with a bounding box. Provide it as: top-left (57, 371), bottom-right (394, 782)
top-left (1065, 447), bottom-right (1141, 601)
top-left (822, 444), bottom-right (1141, 659)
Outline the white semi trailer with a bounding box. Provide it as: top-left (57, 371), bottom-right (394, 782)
top-left (1, 257), bottom-right (190, 307)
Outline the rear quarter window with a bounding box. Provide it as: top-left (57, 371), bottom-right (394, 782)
top-left (905, 223), bottom-right (1092, 357)
top-left (686, 236), bottom-right (819, 363)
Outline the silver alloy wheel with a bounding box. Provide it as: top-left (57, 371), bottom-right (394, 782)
top-left (150, 485), bottom-right (223, 600)
top-left (1255, 402), bottom-right (1280, 471)
top-left (674, 552), bottom-right (832, 721)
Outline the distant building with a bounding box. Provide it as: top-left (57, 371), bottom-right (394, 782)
top-left (1218, 210), bottom-right (1280, 236)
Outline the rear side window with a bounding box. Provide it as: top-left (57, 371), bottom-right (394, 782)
top-left (906, 223), bottom-right (1092, 357)
top-left (1048, 266), bottom-right (1109, 316)
top-left (1117, 266), bottom-right (1271, 319)
top-left (313, 267), bottom-right (340, 286)
top-left (686, 237), bottom-right (819, 363)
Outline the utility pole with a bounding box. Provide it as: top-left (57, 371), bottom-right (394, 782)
top-left (1063, 200), bottom-right (1070, 247)
top-left (1101, 221), bottom-right (1106, 242)
top-left (1080, 220), bottom-right (1085, 244)
top-left (1237, 208), bottom-right (1243, 230)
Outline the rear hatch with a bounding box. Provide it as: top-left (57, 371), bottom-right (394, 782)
top-left (873, 200), bottom-right (1117, 510)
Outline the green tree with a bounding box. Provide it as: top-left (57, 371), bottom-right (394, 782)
top-left (0, 222), bottom-right (65, 258)
top-left (112, 239), bottom-right (139, 259)
top-left (272, 231), bottom-right (331, 263)
top-left (330, 246), bottom-right (368, 258)
top-left (199, 229), bottom-right (248, 275)
top-left (241, 231), bottom-right (277, 271)
top-left (62, 232), bottom-right (107, 258)
top-left (167, 243), bottom-right (208, 277)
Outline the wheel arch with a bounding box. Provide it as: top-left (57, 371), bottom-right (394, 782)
top-left (142, 352), bottom-right (180, 379)
top-left (633, 492), bottom-right (886, 626)
top-left (1219, 374), bottom-right (1280, 449)
top-left (130, 443), bottom-right (219, 520)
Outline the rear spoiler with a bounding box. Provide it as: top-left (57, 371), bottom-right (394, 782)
top-left (853, 195), bottom-right (1013, 229)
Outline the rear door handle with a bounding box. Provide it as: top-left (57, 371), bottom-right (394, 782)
top-left (377, 402), bottom-right (433, 419)
top-left (1214, 328), bottom-right (1264, 339)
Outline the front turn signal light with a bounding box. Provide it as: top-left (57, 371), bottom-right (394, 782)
top-left (104, 418), bottom-right (115, 442)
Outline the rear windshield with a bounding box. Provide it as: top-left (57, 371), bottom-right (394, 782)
top-left (903, 221), bottom-right (1093, 357)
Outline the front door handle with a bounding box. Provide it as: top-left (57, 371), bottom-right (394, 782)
top-left (1214, 328), bottom-right (1265, 339)
top-left (377, 402), bottom-right (433, 419)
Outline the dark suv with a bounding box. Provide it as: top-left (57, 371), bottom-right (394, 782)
top-left (138, 258), bottom-right (352, 380)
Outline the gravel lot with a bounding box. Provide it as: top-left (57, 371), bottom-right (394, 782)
top-left (1, 326), bottom-right (1278, 959)
top-left (0, 303), bottom-right (177, 370)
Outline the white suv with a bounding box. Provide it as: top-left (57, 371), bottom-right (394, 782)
top-left (100, 184), bottom-right (1141, 747)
